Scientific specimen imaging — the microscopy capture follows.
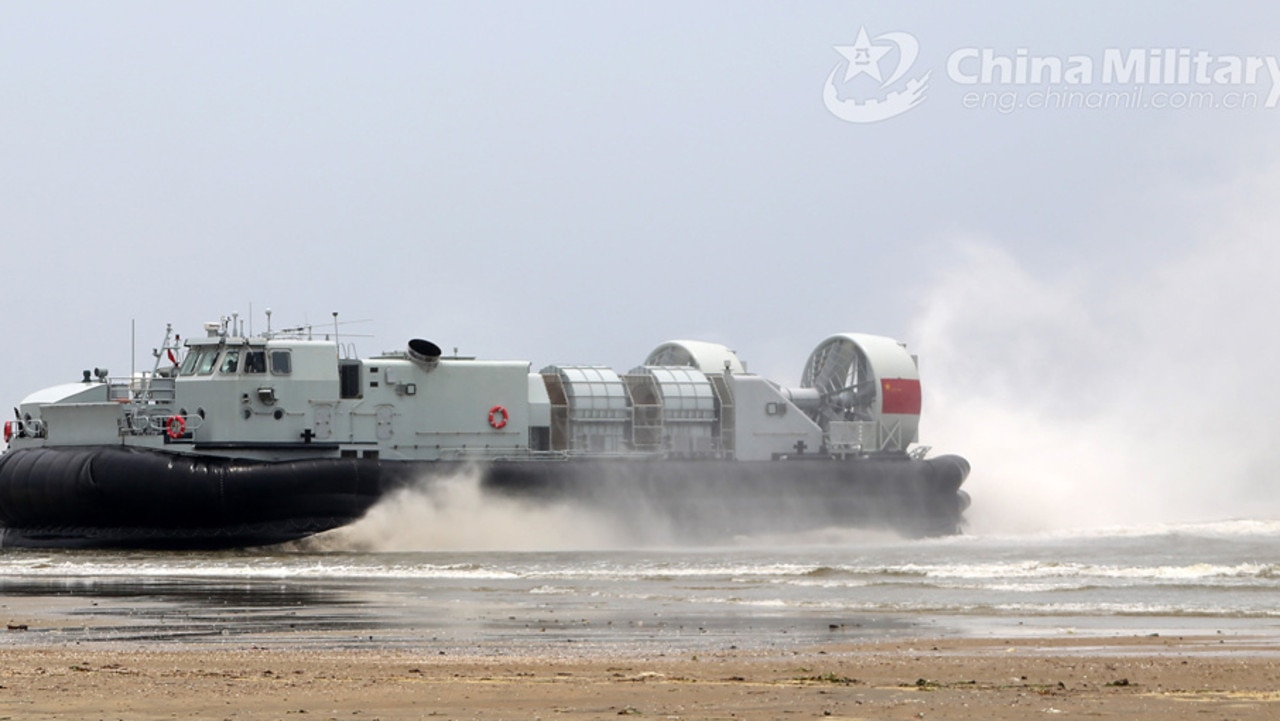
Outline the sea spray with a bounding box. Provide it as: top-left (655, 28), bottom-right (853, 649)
top-left (305, 467), bottom-right (633, 552)
top-left (911, 166), bottom-right (1280, 533)
top-left (300, 466), bottom-right (908, 552)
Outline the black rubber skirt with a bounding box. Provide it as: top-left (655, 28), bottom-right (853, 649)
top-left (0, 446), bottom-right (395, 548)
top-left (0, 446), bottom-right (969, 549)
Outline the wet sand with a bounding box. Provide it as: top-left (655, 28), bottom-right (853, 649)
top-left (3, 633), bottom-right (1279, 719)
top-left (4, 578), bottom-right (1280, 719)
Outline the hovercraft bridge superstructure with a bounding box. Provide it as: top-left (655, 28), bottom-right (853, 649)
top-left (0, 316), bottom-right (969, 548)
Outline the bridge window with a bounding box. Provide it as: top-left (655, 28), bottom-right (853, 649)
top-left (179, 350), bottom-right (200, 376)
top-left (219, 350), bottom-right (240, 374)
top-left (244, 350), bottom-right (267, 374)
top-left (270, 350), bottom-right (292, 375)
top-left (196, 350), bottom-right (219, 375)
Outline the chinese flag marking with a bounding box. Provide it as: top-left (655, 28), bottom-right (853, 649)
top-left (881, 378), bottom-right (921, 415)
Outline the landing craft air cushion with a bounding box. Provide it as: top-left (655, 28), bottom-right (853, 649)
top-left (0, 315), bottom-right (970, 548)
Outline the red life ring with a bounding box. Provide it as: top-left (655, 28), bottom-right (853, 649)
top-left (3, 420), bottom-right (12, 443)
top-left (166, 415), bottom-right (186, 439)
top-left (488, 405), bottom-right (509, 429)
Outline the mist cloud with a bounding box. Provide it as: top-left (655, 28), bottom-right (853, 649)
top-left (913, 165), bottom-right (1280, 533)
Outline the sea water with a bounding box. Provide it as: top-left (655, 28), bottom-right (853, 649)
top-left (2, 518), bottom-right (1277, 654)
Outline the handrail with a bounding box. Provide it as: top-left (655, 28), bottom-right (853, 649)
top-left (107, 375), bottom-right (177, 405)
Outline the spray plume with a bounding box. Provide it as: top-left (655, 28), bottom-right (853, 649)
top-left (912, 167), bottom-right (1280, 533)
top-left (304, 467), bottom-right (912, 553)
top-left (306, 468), bottom-right (635, 552)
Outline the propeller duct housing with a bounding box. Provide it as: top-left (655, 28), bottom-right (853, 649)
top-left (798, 333), bottom-right (921, 452)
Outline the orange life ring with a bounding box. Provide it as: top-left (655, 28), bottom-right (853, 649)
top-left (488, 405), bottom-right (508, 429)
top-left (166, 415), bottom-right (186, 439)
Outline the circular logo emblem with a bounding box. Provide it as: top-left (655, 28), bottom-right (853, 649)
top-left (824, 27), bottom-right (930, 123)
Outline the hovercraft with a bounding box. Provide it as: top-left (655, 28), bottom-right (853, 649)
top-left (0, 315), bottom-right (969, 549)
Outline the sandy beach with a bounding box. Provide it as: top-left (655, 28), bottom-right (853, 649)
top-left (3, 633), bottom-right (1278, 720)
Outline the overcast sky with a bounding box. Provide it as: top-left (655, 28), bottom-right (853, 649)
top-left (3, 2), bottom-right (1278, 530)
